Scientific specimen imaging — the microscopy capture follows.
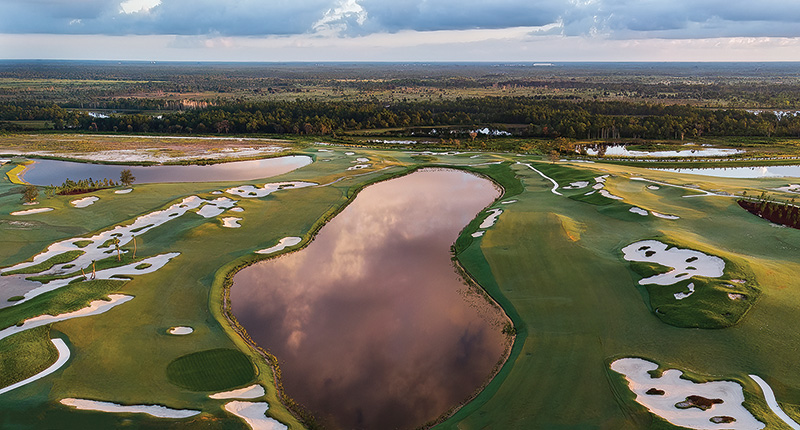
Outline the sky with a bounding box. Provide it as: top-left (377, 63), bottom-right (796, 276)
top-left (3, 0), bottom-right (800, 61)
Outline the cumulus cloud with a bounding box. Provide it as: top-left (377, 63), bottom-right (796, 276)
top-left (2, 0), bottom-right (800, 39)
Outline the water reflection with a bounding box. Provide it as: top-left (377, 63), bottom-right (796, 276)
top-left (20, 155), bottom-right (311, 185)
top-left (232, 169), bottom-right (507, 430)
top-left (586, 145), bottom-right (743, 158)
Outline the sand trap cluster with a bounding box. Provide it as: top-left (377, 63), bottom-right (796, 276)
top-left (197, 197), bottom-right (237, 218)
top-left (71, 196), bottom-right (99, 208)
top-left (622, 240), bottom-right (725, 286)
top-left (10, 208), bottom-right (53, 216)
top-left (225, 182), bottom-right (315, 198)
top-left (60, 399), bottom-right (200, 419)
top-left (210, 384), bottom-right (265, 400)
top-left (224, 401), bottom-right (287, 430)
top-left (611, 358), bottom-right (764, 430)
top-left (114, 189), bottom-right (133, 194)
top-left (0, 294), bottom-right (133, 338)
top-left (773, 184), bottom-right (800, 194)
top-left (0, 338), bottom-right (70, 396)
top-left (749, 375), bottom-right (800, 429)
top-left (629, 207), bottom-right (680, 220)
top-left (517, 162), bottom-right (563, 196)
top-left (168, 326), bottom-right (193, 335)
top-left (256, 237), bottom-right (302, 255)
top-left (347, 164), bottom-right (370, 171)
top-left (222, 217), bottom-right (242, 228)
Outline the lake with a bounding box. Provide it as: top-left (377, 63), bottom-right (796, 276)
top-left (231, 169), bottom-right (508, 430)
top-left (655, 164), bottom-right (800, 178)
top-left (19, 155), bottom-right (311, 185)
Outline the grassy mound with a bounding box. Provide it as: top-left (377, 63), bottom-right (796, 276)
top-left (626, 240), bottom-right (761, 329)
top-left (0, 326), bottom-right (58, 389)
top-left (166, 348), bottom-right (255, 392)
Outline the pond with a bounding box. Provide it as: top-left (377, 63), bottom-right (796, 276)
top-left (19, 155), bottom-right (312, 185)
top-left (231, 169), bottom-right (508, 430)
top-left (655, 165), bottom-right (800, 178)
top-left (585, 145), bottom-right (743, 158)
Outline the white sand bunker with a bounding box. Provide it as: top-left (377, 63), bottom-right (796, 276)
top-left (210, 384), bottom-right (265, 400)
top-left (600, 189), bottom-right (624, 200)
top-left (226, 182), bottom-right (315, 199)
top-left (17, 253), bottom-right (178, 305)
top-left (652, 211), bottom-right (680, 220)
top-left (222, 217), bottom-right (242, 228)
top-left (629, 207), bottom-right (680, 220)
top-left (168, 326), bottom-right (193, 335)
top-left (345, 152), bottom-right (355, 156)
top-left (0, 294), bottom-right (132, 339)
top-left (622, 240), bottom-right (725, 286)
top-left (563, 181), bottom-right (590, 190)
top-left (354, 157), bottom-right (369, 163)
top-left (229, 207), bottom-right (244, 213)
top-left (630, 207), bottom-right (649, 216)
top-left (197, 197), bottom-right (237, 218)
top-left (750, 375), bottom-right (800, 429)
top-left (648, 185), bottom-right (661, 190)
top-left (501, 199), bottom-right (518, 204)
top-left (114, 189), bottom-right (132, 194)
top-left (211, 190), bottom-right (223, 195)
top-left (71, 196), bottom-right (99, 208)
top-left (773, 184), bottom-right (800, 194)
top-left (347, 164), bottom-right (370, 171)
top-left (471, 231), bottom-right (485, 238)
top-left (611, 358), bottom-right (764, 430)
top-left (0, 338), bottom-right (70, 396)
top-left (10, 208), bottom-right (53, 216)
top-left (60, 399), bottom-right (200, 419)
top-left (224, 401), bottom-right (287, 430)
top-left (675, 283), bottom-right (695, 300)
top-left (256, 237), bottom-right (301, 255)
top-left (479, 209), bottom-right (503, 229)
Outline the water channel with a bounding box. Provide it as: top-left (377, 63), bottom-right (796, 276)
top-left (231, 169), bottom-right (508, 430)
top-left (19, 155), bottom-right (311, 185)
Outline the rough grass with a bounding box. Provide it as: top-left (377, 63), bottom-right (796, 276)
top-left (166, 348), bottom-right (256, 392)
top-left (1, 250), bottom-right (84, 276)
top-left (0, 326), bottom-right (57, 389)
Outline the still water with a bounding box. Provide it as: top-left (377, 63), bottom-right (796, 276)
top-left (586, 145), bottom-right (743, 158)
top-left (231, 169), bottom-right (507, 430)
top-left (20, 155), bottom-right (311, 185)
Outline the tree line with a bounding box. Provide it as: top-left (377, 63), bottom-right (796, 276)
top-left (2, 98), bottom-right (800, 139)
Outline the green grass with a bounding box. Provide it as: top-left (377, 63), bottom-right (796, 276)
top-left (166, 348), bottom-right (256, 392)
top-left (72, 240), bottom-right (92, 248)
top-left (1, 250), bottom-right (84, 276)
top-left (0, 326), bottom-right (58, 390)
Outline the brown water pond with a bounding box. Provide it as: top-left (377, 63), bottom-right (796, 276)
top-left (231, 169), bottom-right (508, 430)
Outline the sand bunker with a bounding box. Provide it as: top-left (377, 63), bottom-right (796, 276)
top-left (611, 358), bottom-right (764, 430)
top-left (17, 253), bottom-right (178, 305)
top-left (749, 375), bottom-right (800, 429)
top-left (0, 338), bottom-right (70, 396)
top-left (479, 209), bottom-right (503, 229)
top-left (114, 189), bottom-right (132, 194)
top-left (168, 326), bottom-right (193, 335)
top-left (256, 237), bottom-right (302, 255)
top-left (0, 294), bottom-right (132, 338)
top-left (471, 231), bottom-right (485, 238)
top-left (211, 191), bottom-right (223, 195)
top-left (345, 152), bottom-right (355, 156)
top-left (225, 182), bottom-right (315, 199)
top-left (347, 164), bottom-right (370, 171)
top-left (196, 197), bottom-right (237, 218)
top-left (230, 207), bottom-right (244, 213)
top-left (652, 211), bottom-right (680, 220)
top-left (71, 196), bottom-right (99, 208)
top-left (501, 200), bottom-right (518, 204)
top-left (222, 217), bottom-right (242, 228)
top-left (773, 184), bottom-right (800, 194)
top-left (517, 162), bottom-right (563, 195)
top-left (60, 399), bottom-right (200, 419)
top-left (599, 189), bottom-right (624, 200)
top-left (355, 158), bottom-right (369, 163)
top-left (210, 384), bottom-right (265, 400)
top-left (10, 208), bottom-right (53, 216)
top-left (563, 181), bottom-right (590, 190)
top-left (622, 240), bottom-right (725, 286)
top-left (224, 401), bottom-right (287, 430)
top-left (648, 185), bottom-right (661, 190)
top-left (630, 207), bottom-right (649, 216)
top-left (674, 283), bottom-right (695, 300)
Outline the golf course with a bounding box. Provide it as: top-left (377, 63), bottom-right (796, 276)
top-left (1, 139), bottom-right (800, 430)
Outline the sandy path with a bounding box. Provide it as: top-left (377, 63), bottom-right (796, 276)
top-left (0, 338), bottom-right (70, 396)
top-left (517, 162), bottom-right (563, 195)
top-left (749, 375), bottom-right (800, 430)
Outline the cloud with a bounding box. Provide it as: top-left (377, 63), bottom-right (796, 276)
top-left (2, 0), bottom-right (800, 40)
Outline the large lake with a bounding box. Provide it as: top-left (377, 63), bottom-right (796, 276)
top-left (231, 169), bottom-right (507, 430)
top-left (655, 164), bottom-right (800, 178)
top-left (19, 155), bottom-right (311, 185)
